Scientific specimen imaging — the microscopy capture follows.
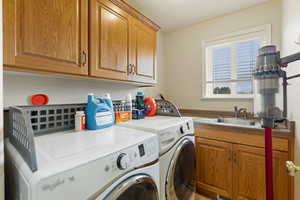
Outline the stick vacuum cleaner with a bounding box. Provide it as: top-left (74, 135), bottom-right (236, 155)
top-left (254, 45), bottom-right (300, 200)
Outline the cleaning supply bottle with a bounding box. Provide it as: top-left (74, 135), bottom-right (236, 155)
top-left (136, 91), bottom-right (145, 110)
top-left (85, 93), bottom-right (115, 130)
top-left (75, 111), bottom-right (86, 131)
top-left (125, 94), bottom-right (133, 120)
top-left (115, 94), bottom-right (132, 122)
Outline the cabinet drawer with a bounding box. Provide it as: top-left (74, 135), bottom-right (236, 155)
top-left (196, 126), bottom-right (289, 152)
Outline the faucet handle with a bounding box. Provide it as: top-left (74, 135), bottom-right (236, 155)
top-left (234, 106), bottom-right (238, 111)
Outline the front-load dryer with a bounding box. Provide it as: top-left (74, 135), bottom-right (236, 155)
top-left (161, 135), bottom-right (195, 200)
top-left (117, 116), bottom-right (196, 200)
top-left (5, 126), bottom-right (160, 200)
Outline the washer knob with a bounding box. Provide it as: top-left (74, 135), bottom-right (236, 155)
top-left (117, 153), bottom-right (129, 170)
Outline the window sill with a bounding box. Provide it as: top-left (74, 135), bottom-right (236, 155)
top-left (201, 96), bottom-right (254, 100)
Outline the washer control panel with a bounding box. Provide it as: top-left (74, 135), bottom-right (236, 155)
top-left (107, 136), bottom-right (159, 172)
top-left (37, 135), bottom-right (159, 200)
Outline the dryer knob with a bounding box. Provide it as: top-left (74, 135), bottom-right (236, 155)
top-left (186, 122), bottom-right (190, 130)
top-left (180, 126), bottom-right (184, 134)
top-left (117, 153), bottom-right (129, 170)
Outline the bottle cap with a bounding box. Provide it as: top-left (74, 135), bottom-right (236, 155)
top-left (126, 94), bottom-right (132, 101)
top-left (76, 111), bottom-right (85, 115)
top-left (104, 93), bottom-right (111, 99)
top-left (88, 93), bottom-right (94, 96)
top-left (137, 92), bottom-right (144, 96)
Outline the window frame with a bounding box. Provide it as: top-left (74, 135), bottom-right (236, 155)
top-left (201, 24), bottom-right (272, 99)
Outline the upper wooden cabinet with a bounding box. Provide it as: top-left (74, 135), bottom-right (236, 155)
top-left (4, 0), bottom-right (89, 75)
top-left (89, 0), bottom-right (130, 81)
top-left (129, 17), bottom-right (157, 84)
top-left (89, 0), bottom-right (157, 83)
top-left (4, 0), bottom-right (160, 84)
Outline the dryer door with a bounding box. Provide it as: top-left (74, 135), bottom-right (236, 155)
top-left (166, 139), bottom-right (196, 200)
top-left (104, 174), bottom-right (159, 200)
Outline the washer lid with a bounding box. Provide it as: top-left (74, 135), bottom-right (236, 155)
top-left (34, 126), bottom-right (157, 170)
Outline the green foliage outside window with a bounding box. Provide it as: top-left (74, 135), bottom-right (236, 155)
top-left (213, 87), bottom-right (231, 94)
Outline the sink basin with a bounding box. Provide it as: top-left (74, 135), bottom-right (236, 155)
top-left (218, 117), bottom-right (260, 127)
top-left (192, 117), bottom-right (262, 128)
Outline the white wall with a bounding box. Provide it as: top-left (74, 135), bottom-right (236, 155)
top-left (282, 0), bottom-right (300, 198)
top-left (3, 32), bottom-right (165, 108)
top-left (4, 73), bottom-right (139, 107)
top-left (0, 0), bottom-right (4, 198)
top-left (163, 0), bottom-right (282, 111)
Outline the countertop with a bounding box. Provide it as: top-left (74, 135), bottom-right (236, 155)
top-left (187, 116), bottom-right (295, 138)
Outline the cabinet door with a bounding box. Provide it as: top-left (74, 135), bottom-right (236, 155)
top-left (4, 0), bottom-right (88, 75)
top-left (130, 17), bottom-right (156, 84)
top-left (233, 145), bottom-right (290, 200)
top-left (89, 0), bottom-right (130, 81)
top-left (196, 138), bottom-right (233, 198)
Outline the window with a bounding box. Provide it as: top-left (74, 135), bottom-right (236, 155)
top-left (202, 25), bottom-right (271, 98)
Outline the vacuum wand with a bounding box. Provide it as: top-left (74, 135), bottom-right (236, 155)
top-left (264, 127), bottom-right (273, 200)
top-left (254, 45), bottom-right (300, 200)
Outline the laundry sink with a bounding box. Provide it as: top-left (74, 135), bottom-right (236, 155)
top-left (192, 117), bottom-right (262, 128)
top-left (217, 117), bottom-right (260, 127)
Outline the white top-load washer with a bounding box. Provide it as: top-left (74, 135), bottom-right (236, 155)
top-left (117, 116), bottom-right (196, 200)
top-left (5, 126), bottom-right (160, 200)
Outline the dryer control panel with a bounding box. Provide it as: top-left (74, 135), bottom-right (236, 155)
top-left (178, 119), bottom-right (194, 135)
top-left (159, 118), bottom-right (194, 153)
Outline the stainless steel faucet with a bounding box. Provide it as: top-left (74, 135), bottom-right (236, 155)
top-left (234, 106), bottom-right (238, 118)
top-left (234, 106), bottom-right (248, 119)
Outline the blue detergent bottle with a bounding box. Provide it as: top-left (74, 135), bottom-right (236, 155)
top-left (85, 93), bottom-right (115, 130)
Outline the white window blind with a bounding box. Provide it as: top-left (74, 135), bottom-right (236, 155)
top-left (213, 47), bottom-right (231, 81)
top-left (203, 25), bottom-right (271, 99)
top-left (205, 38), bottom-right (262, 97)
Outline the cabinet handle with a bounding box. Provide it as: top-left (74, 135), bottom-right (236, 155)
top-left (233, 152), bottom-right (237, 163)
top-left (228, 150), bottom-right (232, 161)
top-left (82, 51), bottom-right (87, 66)
top-left (128, 64), bottom-right (133, 75)
top-left (133, 64), bottom-right (137, 75)
top-left (130, 64), bottom-right (135, 75)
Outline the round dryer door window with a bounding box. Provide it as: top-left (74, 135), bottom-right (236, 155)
top-left (166, 139), bottom-right (196, 200)
top-left (104, 175), bottom-right (159, 200)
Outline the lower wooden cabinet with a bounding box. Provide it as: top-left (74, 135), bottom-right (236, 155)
top-left (233, 145), bottom-right (290, 200)
top-left (196, 137), bottom-right (291, 200)
top-left (196, 138), bottom-right (233, 197)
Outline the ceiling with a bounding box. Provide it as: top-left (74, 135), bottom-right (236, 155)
top-left (126, 0), bottom-right (270, 31)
